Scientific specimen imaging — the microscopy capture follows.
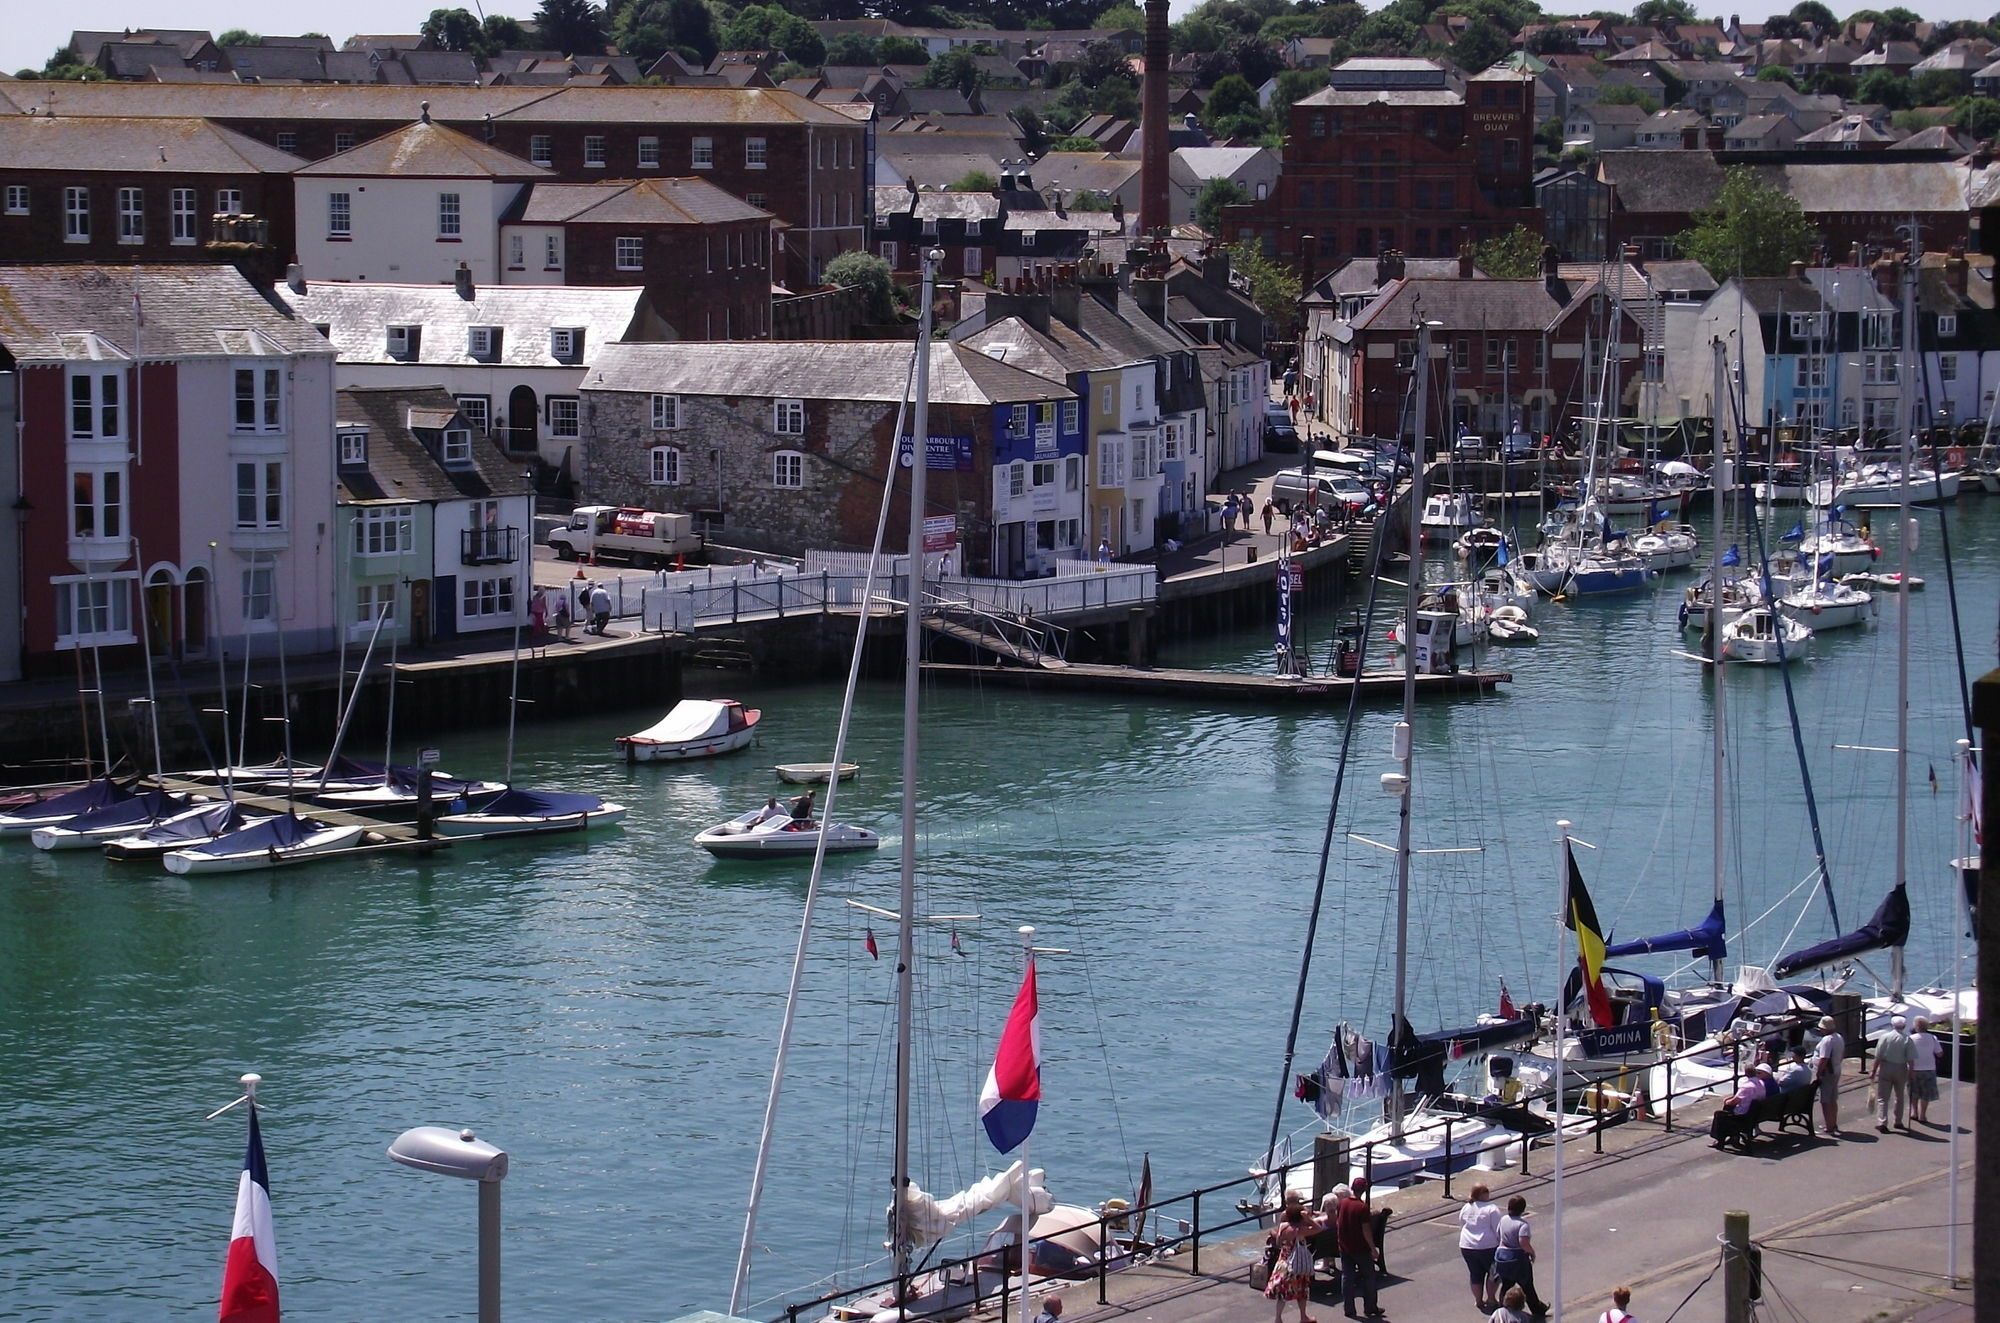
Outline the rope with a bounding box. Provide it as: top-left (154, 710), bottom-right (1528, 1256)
top-left (1656, 1253), bottom-right (1720, 1322)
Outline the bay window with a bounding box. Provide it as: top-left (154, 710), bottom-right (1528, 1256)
top-left (235, 460), bottom-right (286, 530)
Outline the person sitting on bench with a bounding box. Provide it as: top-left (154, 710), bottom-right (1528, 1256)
top-left (1710, 1064), bottom-right (1773, 1147)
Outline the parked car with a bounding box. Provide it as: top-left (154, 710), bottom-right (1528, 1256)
top-left (1264, 402), bottom-right (1301, 452)
top-left (1452, 432), bottom-right (1487, 458)
top-left (1499, 432), bottom-right (1536, 460)
top-left (1272, 468), bottom-right (1368, 509)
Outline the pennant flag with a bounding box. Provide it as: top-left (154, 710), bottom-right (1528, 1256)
top-left (1131, 1152), bottom-right (1154, 1244)
top-left (219, 1108), bottom-right (280, 1323)
top-left (864, 927), bottom-right (878, 960)
top-left (978, 960), bottom-right (1041, 1153)
top-left (1564, 845), bottom-right (1616, 1029)
top-left (1498, 978), bottom-right (1516, 1020)
top-left (1721, 544), bottom-right (1741, 567)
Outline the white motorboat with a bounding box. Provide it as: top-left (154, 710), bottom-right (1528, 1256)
top-left (1720, 605), bottom-right (1812, 665)
top-left (435, 788), bottom-right (628, 838)
top-left (1629, 523), bottom-right (1699, 571)
top-left (30, 789), bottom-right (189, 850)
top-left (1484, 604), bottom-right (1539, 644)
top-left (0, 779), bottom-right (135, 835)
top-left (774, 762), bottom-right (859, 784)
top-left (1843, 571), bottom-right (1924, 591)
top-left (1453, 527), bottom-right (1506, 562)
top-left (1777, 576), bottom-right (1873, 631)
top-left (617, 699), bottom-right (761, 762)
top-left (102, 801), bottom-right (267, 862)
top-left (695, 804), bottom-right (880, 858)
top-left (1419, 491), bottom-right (1483, 533)
top-left (1812, 465), bottom-right (1956, 507)
top-left (162, 813), bottom-right (368, 875)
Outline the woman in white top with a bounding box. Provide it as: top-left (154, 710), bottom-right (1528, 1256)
top-left (1457, 1183), bottom-right (1504, 1312)
top-left (1908, 1016), bottom-right (1943, 1124)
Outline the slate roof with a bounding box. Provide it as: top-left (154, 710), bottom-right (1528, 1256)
top-left (1309, 257), bottom-right (1480, 300)
top-left (1024, 153), bottom-right (1141, 195)
top-left (0, 114), bottom-right (304, 172)
top-left (509, 178), bottom-right (771, 225)
top-left (1641, 260), bottom-right (1719, 296)
top-left (1795, 114), bottom-right (1894, 145)
top-left (910, 191), bottom-right (1003, 220)
top-left (272, 281), bottom-right (649, 367)
top-left (1172, 145), bottom-right (1269, 180)
top-left (335, 385), bottom-right (533, 505)
top-left (1892, 125), bottom-right (1971, 153)
top-left (0, 265), bottom-right (328, 363)
top-left (294, 117), bottom-right (551, 177)
top-left (224, 44), bottom-right (331, 81)
top-left (1600, 151), bottom-right (1972, 216)
top-left (1348, 277), bottom-right (1594, 335)
top-left (585, 341), bottom-right (1073, 404)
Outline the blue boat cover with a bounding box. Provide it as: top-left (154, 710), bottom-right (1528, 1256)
top-left (382, 766), bottom-right (488, 796)
top-left (1603, 899), bottom-right (1728, 963)
top-left (59, 789), bottom-right (187, 831)
top-left (138, 802), bottom-right (249, 844)
top-left (15, 778), bottom-right (134, 817)
top-left (470, 788), bottom-right (603, 817)
top-left (1774, 884), bottom-right (1910, 977)
top-left (181, 813), bottom-right (330, 856)
top-left (317, 756), bottom-right (387, 784)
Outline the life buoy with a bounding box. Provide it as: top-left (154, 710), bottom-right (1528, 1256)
top-left (1947, 447), bottom-right (1967, 468)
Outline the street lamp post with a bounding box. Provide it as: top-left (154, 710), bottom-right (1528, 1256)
top-left (388, 1125), bottom-right (509, 1323)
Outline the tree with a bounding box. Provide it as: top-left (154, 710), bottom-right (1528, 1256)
top-left (1228, 239), bottom-right (1302, 328)
top-left (924, 50), bottom-right (989, 96)
top-left (1760, 13), bottom-right (1805, 39)
top-left (216, 28), bottom-right (261, 47)
top-left (1526, 25), bottom-right (1580, 54)
top-left (1172, 15), bottom-right (1230, 52)
top-left (720, 5), bottom-right (825, 64)
top-left (1194, 176), bottom-right (1248, 233)
top-left (878, 35), bottom-right (930, 64)
top-left (1597, 83), bottom-right (1660, 114)
top-left (1203, 73), bottom-right (1268, 139)
top-left (1675, 166), bottom-right (1816, 279)
top-left (1631, 0), bottom-right (1693, 22)
top-left (1048, 135), bottom-right (1104, 150)
top-left (1096, 3), bottom-right (1146, 27)
top-left (825, 251), bottom-right (897, 320)
top-left (536, 0), bottom-right (608, 55)
top-left (1956, 95), bottom-right (2000, 139)
top-left (421, 8), bottom-right (488, 52)
top-left (1913, 68), bottom-right (1971, 106)
top-left (1069, 39), bottom-right (1138, 88)
top-left (1858, 67), bottom-right (1915, 111)
top-left (1756, 63), bottom-right (1799, 86)
top-left (1066, 189), bottom-right (1113, 211)
top-left (825, 32), bottom-right (879, 64)
top-left (1448, 19), bottom-right (1508, 72)
top-left (483, 15), bottom-right (530, 50)
top-left (1471, 226), bottom-right (1545, 277)
top-left (1271, 66), bottom-right (1327, 117)
top-left (614, 0), bottom-right (714, 66)
top-left (951, 170), bottom-right (999, 191)
top-left (1789, 0), bottom-right (1838, 36)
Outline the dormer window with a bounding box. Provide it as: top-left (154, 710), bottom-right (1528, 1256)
top-left (1938, 313), bottom-right (1958, 337)
top-left (442, 428), bottom-right (472, 465)
top-left (338, 426), bottom-right (368, 466)
top-left (467, 326), bottom-right (501, 360)
top-left (387, 325), bottom-right (421, 359)
top-left (550, 327), bottom-right (582, 361)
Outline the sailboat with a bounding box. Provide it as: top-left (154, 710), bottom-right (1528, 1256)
top-left (0, 778), bottom-right (136, 835)
top-left (30, 788), bottom-right (190, 851)
top-left (727, 254), bottom-right (1130, 1323)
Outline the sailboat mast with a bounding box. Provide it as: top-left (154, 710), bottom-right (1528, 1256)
top-left (1708, 337), bottom-right (1729, 986)
top-left (1891, 235), bottom-right (1917, 1000)
top-left (1388, 319), bottom-right (1435, 1141)
top-left (892, 247), bottom-right (941, 1282)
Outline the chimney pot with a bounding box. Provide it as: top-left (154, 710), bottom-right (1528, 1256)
top-left (454, 260), bottom-right (474, 299)
top-left (285, 262), bottom-right (306, 294)
top-left (1789, 259), bottom-right (1806, 279)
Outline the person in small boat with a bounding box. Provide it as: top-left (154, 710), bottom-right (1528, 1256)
top-left (753, 796), bottom-right (786, 825)
top-left (787, 790), bottom-right (816, 829)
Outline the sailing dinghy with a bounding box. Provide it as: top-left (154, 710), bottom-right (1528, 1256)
top-left (162, 813), bottom-right (366, 875)
top-left (435, 787), bottom-right (627, 838)
top-left (0, 778), bottom-right (135, 835)
top-left (103, 801), bottom-right (267, 862)
top-left (30, 789), bottom-right (190, 850)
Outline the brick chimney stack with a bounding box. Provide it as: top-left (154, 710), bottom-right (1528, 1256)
top-left (1139, 0), bottom-right (1170, 236)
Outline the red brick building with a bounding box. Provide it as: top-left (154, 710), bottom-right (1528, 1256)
top-left (0, 82), bottom-right (868, 281)
top-left (1224, 59), bottom-right (1540, 269)
top-left (0, 115), bottom-right (297, 274)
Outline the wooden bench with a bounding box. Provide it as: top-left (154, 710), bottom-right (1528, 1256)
top-left (1709, 1085), bottom-right (1815, 1150)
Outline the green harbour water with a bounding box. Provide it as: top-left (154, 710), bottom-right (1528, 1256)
top-left (2, 498), bottom-right (1994, 1321)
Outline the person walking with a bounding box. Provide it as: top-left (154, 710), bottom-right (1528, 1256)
top-left (1457, 1183), bottom-right (1503, 1312)
top-left (1596, 1284), bottom-right (1638, 1323)
top-left (552, 591), bottom-right (572, 642)
top-left (529, 586), bottom-right (548, 640)
top-left (588, 582), bottom-right (613, 636)
top-left (1874, 1014), bottom-right (1916, 1132)
top-left (1812, 1014), bottom-right (1846, 1135)
top-left (1492, 1196), bottom-right (1547, 1316)
top-left (1261, 1192), bottom-right (1320, 1323)
top-left (1331, 1182), bottom-right (1382, 1319)
top-left (1097, 537), bottom-right (1113, 563)
top-left (1489, 1286), bottom-right (1532, 1323)
top-left (1262, 497), bottom-right (1277, 535)
top-left (1909, 1016), bottom-right (1943, 1124)
top-left (1222, 494), bottom-right (1239, 538)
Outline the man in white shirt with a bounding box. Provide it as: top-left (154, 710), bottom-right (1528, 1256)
top-left (1873, 1014), bottom-right (1917, 1132)
top-left (1811, 1015), bottom-right (1846, 1136)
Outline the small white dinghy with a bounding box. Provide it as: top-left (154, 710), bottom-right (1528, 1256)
top-left (162, 813), bottom-right (367, 875)
top-left (103, 801), bottom-right (267, 862)
top-left (695, 803), bottom-right (879, 858)
top-left (1484, 604), bottom-right (1539, 644)
top-left (617, 699), bottom-right (760, 762)
top-left (0, 779), bottom-right (135, 835)
top-left (435, 788), bottom-right (628, 839)
top-left (774, 762), bottom-right (859, 784)
top-left (31, 789), bottom-right (190, 851)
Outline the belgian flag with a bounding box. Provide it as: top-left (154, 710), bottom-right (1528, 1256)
top-left (1565, 844), bottom-right (1615, 1029)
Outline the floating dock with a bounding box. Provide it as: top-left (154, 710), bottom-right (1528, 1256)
top-left (919, 662), bottom-right (1507, 704)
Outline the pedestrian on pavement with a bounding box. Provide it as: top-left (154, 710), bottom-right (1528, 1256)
top-left (1596, 1284), bottom-right (1637, 1323)
top-left (1457, 1183), bottom-right (1503, 1312)
top-left (588, 582), bottom-right (613, 636)
top-left (552, 591), bottom-right (572, 641)
top-left (529, 585), bottom-right (548, 639)
top-left (1492, 1195), bottom-right (1548, 1316)
top-left (1909, 1016), bottom-right (1943, 1124)
top-left (1812, 1015), bottom-right (1847, 1135)
top-left (1097, 538), bottom-right (1113, 563)
top-left (1489, 1286), bottom-right (1532, 1323)
top-left (1874, 1014), bottom-right (1916, 1131)
top-left (1288, 394), bottom-right (1300, 419)
top-left (1262, 498), bottom-right (1276, 535)
top-left (1261, 1192), bottom-right (1320, 1323)
top-left (1031, 1293), bottom-right (1063, 1323)
top-left (1222, 494), bottom-right (1239, 537)
top-left (1332, 1181), bottom-right (1383, 1319)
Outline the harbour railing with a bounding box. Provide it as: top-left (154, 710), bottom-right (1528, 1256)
top-left (768, 1017), bottom-right (1843, 1323)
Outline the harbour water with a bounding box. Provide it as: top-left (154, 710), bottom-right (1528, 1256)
top-left (2, 499), bottom-right (1994, 1322)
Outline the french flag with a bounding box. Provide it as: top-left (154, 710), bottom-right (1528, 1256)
top-left (979, 961), bottom-right (1041, 1153)
top-left (219, 1108), bottom-right (280, 1323)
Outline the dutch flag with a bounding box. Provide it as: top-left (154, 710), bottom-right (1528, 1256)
top-left (219, 1108), bottom-right (280, 1323)
top-left (979, 961), bottom-right (1041, 1153)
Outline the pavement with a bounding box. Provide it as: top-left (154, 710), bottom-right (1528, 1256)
top-left (1049, 1074), bottom-right (1973, 1323)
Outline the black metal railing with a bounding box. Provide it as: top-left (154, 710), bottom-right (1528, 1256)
top-left (460, 526), bottom-right (519, 565)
